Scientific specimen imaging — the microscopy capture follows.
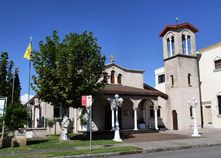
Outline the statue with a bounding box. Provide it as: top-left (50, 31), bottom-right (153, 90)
top-left (60, 116), bottom-right (70, 141)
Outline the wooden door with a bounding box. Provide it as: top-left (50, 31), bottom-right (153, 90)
top-left (172, 110), bottom-right (178, 130)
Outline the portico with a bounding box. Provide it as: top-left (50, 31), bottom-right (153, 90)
top-left (90, 84), bottom-right (168, 132)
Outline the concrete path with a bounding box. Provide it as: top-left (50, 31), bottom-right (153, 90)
top-left (127, 128), bottom-right (221, 153)
top-left (0, 128), bottom-right (221, 157)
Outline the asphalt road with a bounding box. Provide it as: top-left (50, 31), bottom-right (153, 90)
top-left (110, 146), bottom-right (221, 158)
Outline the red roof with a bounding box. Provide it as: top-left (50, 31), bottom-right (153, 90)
top-left (100, 84), bottom-right (168, 99)
top-left (160, 22), bottom-right (199, 37)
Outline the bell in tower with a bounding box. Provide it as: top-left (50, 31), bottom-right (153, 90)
top-left (160, 23), bottom-right (198, 59)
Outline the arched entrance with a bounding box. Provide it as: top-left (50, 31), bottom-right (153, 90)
top-left (121, 98), bottom-right (133, 129)
top-left (138, 99), bottom-right (154, 129)
top-left (172, 110), bottom-right (178, 130)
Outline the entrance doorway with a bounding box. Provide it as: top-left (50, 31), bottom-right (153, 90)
top-left (172, 110), bottom-right (178, 130)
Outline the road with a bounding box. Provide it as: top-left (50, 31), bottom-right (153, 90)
top-left (110, 146), bottom-right (221, 158)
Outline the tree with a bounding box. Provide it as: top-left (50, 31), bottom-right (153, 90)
top-left (0, 52), bottom-right (26, 132)
top-left (13, 68), bottom-right (21, 103)
top-left (31, 31), bottom-right (105, 116)
top-left (6, 61), bottom-right (14, 103)
top-left (5, 103), bottom-right (29, 131)
top-left (0, 52), bottom-right (9, 96)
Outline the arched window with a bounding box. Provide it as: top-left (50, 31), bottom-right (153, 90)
top-left (182, 34), bottom-right (191, 55)
top-left (117, 74), bottom-right (122, 84)
top-left (188, 73), bottom-right (191, 86)
top-left (187, 35), bottom-right (191, 54)
top-left (182, 35), bottom-right (186, 54)
top-left (103, 72), bottom-right (108, 84)
top-left (111, 70), bottom-right (115, 83)
top-left (171, 75), bottom-right (174, 86)
top-left (167, 36), bottom-right (175, 57)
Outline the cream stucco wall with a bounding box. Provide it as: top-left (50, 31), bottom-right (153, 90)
top-left (199, 44), bottom-right (221, 128)
top-left (104, 64), bottom-right (144, 89)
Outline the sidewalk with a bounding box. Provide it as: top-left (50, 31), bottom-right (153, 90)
top-left (127, 128), bottom-right (221, 153)
top-left (0, 128), bottom-right (221, 157)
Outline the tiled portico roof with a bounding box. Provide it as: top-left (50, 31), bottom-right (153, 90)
top-left (100, 84), bottom-right (168, 99)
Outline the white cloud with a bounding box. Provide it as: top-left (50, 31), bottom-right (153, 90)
top-left (21, 94), bottom-right (34, 104)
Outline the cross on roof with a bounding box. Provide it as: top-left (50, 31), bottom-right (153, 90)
top-left (110, 54), bottom-right (115, 63)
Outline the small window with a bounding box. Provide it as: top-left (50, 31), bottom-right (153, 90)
top-left (218, 96), bottom-right (221, 114)
top-left (103, 72), bottom-right (108, 83)
top-left (158, 74), bottom-right (165, 84)
top-left (187, 35), bottom-right (191, 54)
top-left (190, 106), bottom-right (193, 117)
top-left (150, 106), bottom-right (154, 118)
top-left (167, 36), bottom-right (175, 57)
top-left (171, 75), bottom-right (174, 86)
top-left (188, 74), bottom-right (192, 86)
top-left (215, 60), bottom-right (221, 70)
top-left (117, 74), bottom-right (122, 84)
top-left (54, 106), bottom-right (61, 118)
top-left (111, 70), bottom-right (115, 83)
top-left (157, 106), bottom-right (161, 117)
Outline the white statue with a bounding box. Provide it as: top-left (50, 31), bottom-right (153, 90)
top-left (60, 116), bottom-right (70, 141)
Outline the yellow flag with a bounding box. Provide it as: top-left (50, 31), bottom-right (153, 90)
top-left (24, 43), bottom-right (32, 60)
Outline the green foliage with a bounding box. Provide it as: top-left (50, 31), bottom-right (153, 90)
top-left (5, 102), bottom-right (29, 131)
top-left (13, 68), bottom-right (21, 103)
top-left (31, 31), bottom-right (106, 111)
top-left (0, 52), bottom-right (21, 104)
top-left (0, 52), bottom-right (9, 96)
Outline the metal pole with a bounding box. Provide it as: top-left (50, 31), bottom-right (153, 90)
top-left (90, 105), bottom-right (92, 151)
top-left (11, 67), bottom-right (16, 104)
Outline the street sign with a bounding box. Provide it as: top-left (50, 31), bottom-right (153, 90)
top-left (81, 95), bottom-right (92, 107)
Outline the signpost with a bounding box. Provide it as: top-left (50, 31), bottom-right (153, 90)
top-left (81, 95), bottom-right (93, 151)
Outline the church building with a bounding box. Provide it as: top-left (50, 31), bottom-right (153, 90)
top-left (28, 22), bottom-right (221, 135)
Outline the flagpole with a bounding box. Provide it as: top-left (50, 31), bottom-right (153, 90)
top-left (11, 66), bottom-right (16, 104)
top-left (28, 36), bottom-right (32, 103)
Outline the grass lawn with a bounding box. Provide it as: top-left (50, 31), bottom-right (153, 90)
top-left (0, 133), bottom-right (119, 152)
top-left (0, 133), bottom-right (142, 157)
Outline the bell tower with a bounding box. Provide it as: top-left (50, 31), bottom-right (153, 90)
top-left (160, 23), bottom-right (202, 130)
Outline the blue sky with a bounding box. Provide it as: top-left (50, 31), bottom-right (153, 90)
top-left (0, 0), bottom-right (221, 96)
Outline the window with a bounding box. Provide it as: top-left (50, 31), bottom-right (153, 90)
top-left (171, 75), bottom-right (174, 86)
top-left (218, 96), bottom-right (221, 114)
top-left (187, 35), bottom-right (191, 54)
top-left (111, 70), bottom-right (115, 83)
top-left (190, 106), bottom-right (193, 117)
top-left (157, 106), bottom-right (161, 117)
top-left (117, 74), bottom-right (122, 84)
top-left (188, 74), bottom-right (192, 86)
top-left (150, 106), bottom-right (154, 118)
top-left (182, 35), bottom-right (186, 54)
top-left (167, 36), bottom-right (175, 57)
top-left (54, 106), bottom-right (61, 118)
top-left (158, 74), bottom-right (165, 84)
top-left (215, 59), bottom-right (221, 70)
top-left (182, 35), bottom-right (191, 55)
top-left (103, 72), bottom-right (108, 83)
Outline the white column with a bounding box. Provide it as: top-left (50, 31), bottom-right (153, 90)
top-left (74, 108), bottom-right (78, 133)
top-left (185, 35), bottom-right (189, 55)
top-left (111, 106), bottom-right (115, 131)
top-left (154, 105), bottom-right (159, 130)
top-left (169, 38), bottom-right (173, 57)
top-left (133, 107), bottom-right (138, 131)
